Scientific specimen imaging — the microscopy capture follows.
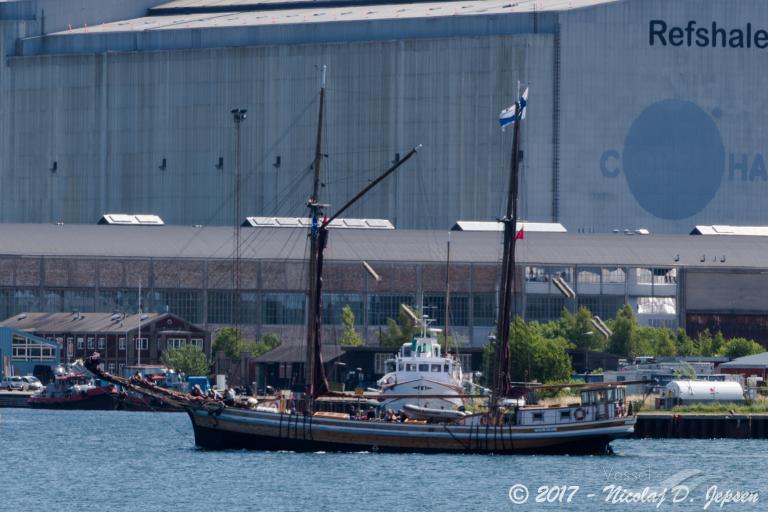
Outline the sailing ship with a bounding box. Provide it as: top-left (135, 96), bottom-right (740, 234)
top-left (86, 79), bottom-right (636, 454)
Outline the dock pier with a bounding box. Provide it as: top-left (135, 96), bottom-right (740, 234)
top-left (635, 413), bottom-right (768, 439)
top-left (0, 390), bottom-right (32, 408)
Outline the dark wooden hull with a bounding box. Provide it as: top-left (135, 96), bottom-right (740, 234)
top-left (187, 408), bottom-right (635, 455)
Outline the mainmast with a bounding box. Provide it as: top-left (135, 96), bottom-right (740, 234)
top-left (305, 65), bottom-right (328, 405)
top-left (492, 86), bottom-right (528, 403)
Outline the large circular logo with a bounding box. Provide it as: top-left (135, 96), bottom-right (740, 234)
top-left (622, 99), bottom-right (724, 220)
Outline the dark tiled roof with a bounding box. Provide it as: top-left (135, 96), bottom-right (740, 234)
top-left (0, 223), bottom-right (765, 269)
top-left (0, 311), bottom-right (204, 334)
top-left (254, 343), bottom-right (343, 363)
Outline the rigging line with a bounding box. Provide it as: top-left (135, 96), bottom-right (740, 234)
top-left (204, 185), bottom-right (311, 290)
top-left (236, 162), bottom-right (315, 254)
top-left (168, 95), bottom-right (319, 260)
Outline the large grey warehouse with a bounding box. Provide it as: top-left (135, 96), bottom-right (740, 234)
top-left (0, 0), bottom-right (763, 232)
top-left (0, 222), bottom-right (767, 351)
top-left (0, 0), bottom-right (766, 357)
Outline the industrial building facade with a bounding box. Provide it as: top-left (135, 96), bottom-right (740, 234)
top-left (0, 0), bottom-right (763, 233)
top-left (0, 223), bottom-right (765, 348)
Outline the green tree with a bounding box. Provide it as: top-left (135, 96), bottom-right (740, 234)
top-left (161, 344), bottom-right (209, 376)
top-left (652, 328), bottom-right (677, 357)
top-left (214, 328), bottom-right (281, 361)
top-left (242, 333), bottom-right (282, 358)
top-left (718, 337), bottom-right (764, 359)
top-left (607, 304), bottom-right (639, 358)
top-left (634, 326), bottom-right (676, 357)
top-left (483, 317), bottom-right (574, 385)
top-left (694, 329), bottom-right (727, 357)
top-left (379, 308), bottom-right (417, 348)
top-left (543, 306), bottom-right (605, 351)
top-left (212, 327), bottom-right (245, 360)
top-left (338, 305), bottom-right (363, 346)
top-left (674, 328), bottom-right (696, 356)
top-left (436, 332), bottom-right (463, 351)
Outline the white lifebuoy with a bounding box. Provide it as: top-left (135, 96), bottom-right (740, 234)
top-left (574, 407), bottom-right (587, 421)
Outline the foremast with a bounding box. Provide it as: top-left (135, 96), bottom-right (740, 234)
top-left (305, 66), bottom-right (330, 405)
top-left (492, 86), bottom-right (528, 406)
top-left (304, 66), bottom-right (421, 411)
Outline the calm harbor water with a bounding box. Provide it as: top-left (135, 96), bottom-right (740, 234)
top-left (1, 408), bottom-right (764, 512)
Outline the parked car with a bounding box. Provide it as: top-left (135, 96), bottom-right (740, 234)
top-left (1, 376), bottom-right (24, 391)
top-left (21, 375), bottom-right (44, 392)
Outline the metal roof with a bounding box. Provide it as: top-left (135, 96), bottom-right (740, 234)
top-left (719, 352), bottom-right (768, 369)
top-left (254, 342), bottom-right (343, 363)
top-left (99, 214), bottom-right (165, 226)
top-left (691, 225), bottom-right (768, 236)
top-left (1, 223), bottom-right (768, 268)
top-left (451, 221), bottom-right (567, 232)
top-left (53, 0), bottom-right (613, 35)
top-left (0, 311), bottom-right (205, 333)
top-left (242, 217), bottom-right (394, 229)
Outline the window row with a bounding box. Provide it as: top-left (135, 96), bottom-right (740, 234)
top-left (11, 334), bottom-right (56, 361)
top-left (526, 266), bottom-right (679, 286)
top-left (0, 287), bottom-right (497, 328)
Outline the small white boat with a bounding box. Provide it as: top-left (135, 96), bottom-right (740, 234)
top-left (402, 403), bottom-right (467, 422)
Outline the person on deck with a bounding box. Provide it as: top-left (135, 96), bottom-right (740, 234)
top-left (224, 387), bottom-right (236, 405)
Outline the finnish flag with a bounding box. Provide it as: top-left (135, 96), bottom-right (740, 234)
top-left (499, 87), bottom-right (529, 130)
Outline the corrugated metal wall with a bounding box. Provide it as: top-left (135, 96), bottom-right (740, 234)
top-left (559, 0), bottom-right (768, 233)
top-left (3, 34), bottom-right (554, 229)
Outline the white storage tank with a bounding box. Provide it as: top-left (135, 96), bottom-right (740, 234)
top-left (665, 380), bottom-right (744, 403)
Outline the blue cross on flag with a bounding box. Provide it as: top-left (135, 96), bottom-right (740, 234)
top-left (499, 87), bottom-right (529, 130)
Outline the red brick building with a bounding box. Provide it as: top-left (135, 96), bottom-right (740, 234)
top-left (1, 311), bottom-right (209, 376)
top-left (718, 352), bottom-right (768, 380)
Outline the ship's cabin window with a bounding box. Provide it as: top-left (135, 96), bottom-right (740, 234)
top-left (406, 364), bottom-right (416, 372)
top-left (532, 412), bottom-right (543, 422)
top-left (560, 411), bottom-right (571, 420)
top-left (398, 363), bottom-right (404, 371)
top-left (431, 364), bottom-right (441, 372)
top-left (443, 364), bottom-right (450, 372)
top-left (418, 364), bottom-right (429, 372)
top-left (582, 388), bottom-right (617, 405)
top-left (385, 361), bottom-right (396, 373)
top-left (433, 347), bottom-right (440, 357)
top-left (401, 346), bottom-right (411, 358)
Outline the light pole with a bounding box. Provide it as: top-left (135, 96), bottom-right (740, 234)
top-left (231, 108), bottom-right (247, 332)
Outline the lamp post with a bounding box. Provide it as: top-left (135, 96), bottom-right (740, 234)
top-left (231, 108), bottom-right (247, 331)
top-left (583, 331), bottom-right (594, 374)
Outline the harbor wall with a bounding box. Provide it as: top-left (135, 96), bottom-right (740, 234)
top-left (634, 413), bottom-right (768, 439)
